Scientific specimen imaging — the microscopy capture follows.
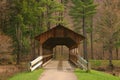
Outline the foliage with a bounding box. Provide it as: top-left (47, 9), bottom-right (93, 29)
top-left (70, 0), bottom-right (97, 33)
top-left (97, 0), bottom-right (120, 49)
top-left (75, 69), bottom-right (120, 80)
top-left (44, 0), bottom-right (64, 29)
top-left (90, 60), bottom-right (102, 67)
top-left (1, 0), bottom-right (64, 63)
top-left (9, 69), bottom-right (43, 80)
top-left (96, 0), bottom-right (120, 66)
top-left (70, 0), bottom-right (97, 63)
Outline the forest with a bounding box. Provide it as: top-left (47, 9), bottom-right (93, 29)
top-left (0, 0), bottom-right (120, 80)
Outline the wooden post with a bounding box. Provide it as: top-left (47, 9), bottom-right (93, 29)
top-left (69, 49), bottom-right (71, 61)
top-left (78, 44), bottom-right (81, 56)
top-left (61, 46), bottom-right (63, 58)
top-left (74, 48), bottom-right (75, 55)
top-left (54, 47), bottom-right (56, 59)
top-left (75, 48), bottom-right (78, 63)
top-left (38, 42), bottom-right (40, 56)
top-left (53, 48), bottom-right (55, 59)
top-left (40, 44), bottom-right (42, 56)
top-left (51, 49), bottom-right (53, 59)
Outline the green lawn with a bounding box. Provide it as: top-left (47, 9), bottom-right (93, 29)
top-left (90, 60), bottom-right (120, 68)
top-left (8, 69), bottom-right (43, 80)
top-left (75, 69), bottom-right (120, 80)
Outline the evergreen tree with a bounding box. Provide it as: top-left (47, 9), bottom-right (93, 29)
top-left (70, 0), bottom-right (97, 71)
top-left (1, 0), bottom-right (64, 64)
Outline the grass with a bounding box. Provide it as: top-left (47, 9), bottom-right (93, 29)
top-left (8, 69), bottom-right (43, 80)
top-left (75, 69), bottom-right (120, 80)
top-left (90, 60), bottom-right (120, 68)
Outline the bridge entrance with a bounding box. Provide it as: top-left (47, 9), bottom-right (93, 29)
top-left (53, 46), bottom-right (69, 60)
top-left (30, 24), bottom-right (89, 71)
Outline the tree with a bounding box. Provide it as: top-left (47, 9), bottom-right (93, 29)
top-left (70, 0), bottom-right (97, 71)
top-left (97, 0), bottom-right (120, 68)
top-left (43, 0), bottom-right (64, 30)
top-left (0, 0), bottom-right (64, 64)
top-left (2, 0), bottom-right (46, 63)
top-left (90, 17), bottom-right (94, 59)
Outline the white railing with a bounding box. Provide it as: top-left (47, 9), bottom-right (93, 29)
top-left (77, 55), bottom-right (88, 71)
top-left (30, 54), bottom-right (53, 71)
top-left (30, 56), bottom-right (43, 71)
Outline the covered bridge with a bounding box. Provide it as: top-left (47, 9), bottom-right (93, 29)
top-left (30, 24), bottom-right (88, 71)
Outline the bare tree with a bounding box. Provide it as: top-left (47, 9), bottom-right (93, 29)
top-left (97, 0), bottom-right (120, 68)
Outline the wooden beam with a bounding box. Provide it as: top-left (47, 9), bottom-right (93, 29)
top-left (43, 54), bottom-right (53, 58)
top-left (40, 44), bottom-right (42, 56)
top-left (38, 42), bottom-right (40, 56)
top-left (69, 49), bottom-right (71, 61)
top-left (78, 44), bottom-right (81, 55)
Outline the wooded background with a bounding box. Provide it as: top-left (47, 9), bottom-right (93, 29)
top-left (0, 0), bottom-right (120, 65)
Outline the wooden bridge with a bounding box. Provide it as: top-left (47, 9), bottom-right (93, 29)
top-left (30, 24), bottom-right (89, 71)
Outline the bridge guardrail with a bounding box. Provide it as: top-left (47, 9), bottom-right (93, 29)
top-left (30, 56), bottom-right (43, 71)
top-left (30, 54), bottom-right (53, 71)
top-left (77, 55), bottom-right (88, 71)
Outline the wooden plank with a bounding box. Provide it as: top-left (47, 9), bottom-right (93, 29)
top-left (78, 44), bottom-right (80, 55)
top-left (70, 59), bottom-right (78, 66)
top-left (42, 59), bottom-right (52, 67)
top-left (40, 44), bottom-right (42, 55)
top-left (30, 56), bottom-right (43, 66)
top-left (30, 61), bottom-right (43, 71)
top-left (77, 56), bottom-right (88, 70)
top-left (43, 54), bottom-right (53, 58)
top-left (78, 57), bottom-right (87, 64)
top-left (77, 60), bottom-right (87, 70)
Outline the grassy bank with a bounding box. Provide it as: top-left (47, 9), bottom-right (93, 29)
top-left (75, 69), bottom-right (120, 80)
top-left (8, 69), bottom-right (43, 80)
top-left (90, 60), bottom-right (120, 68)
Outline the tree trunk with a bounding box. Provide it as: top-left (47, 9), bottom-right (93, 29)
top-left (47, 22), bottom-right (51, 30)
top-left (82, 7), bottom-right (89, 71)
top-left (17, 41), bottom-right (20, 65)
top-left (82, 8), bottom-right (88, 61)
top-left (109, 48), bottom-right (113, 69)
top-left (61, 0), bottom-right (63, 22)
top-left (33, 39), bottom-right (36, 58)
top-left (116, 48), bottom-right (119, 60)
top-left (46, 6), bottom-right (51, 30)
top-left (29, 24), bottom-right (36, 60)
top-left (31, 39), bottom-right (35, 60)
top-left (0, 13), bottom-right (2, 29)
top-left (109, 40), bottom-right (113, 70)
top-left (33, 26), bottom-right (36, 59)
top-left (16, 24), bottom-right (21, 64)
top-left (90, 17), bottom-right (94, 59)
top-left (61, 0), bottom-right (63, 3)
top-left (102, 43), bottom-right (105, 59)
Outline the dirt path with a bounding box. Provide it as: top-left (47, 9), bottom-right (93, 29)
top-left (39, 60), bottom-right (77, 80)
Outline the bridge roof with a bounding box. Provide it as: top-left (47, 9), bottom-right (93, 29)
top-left (35, 24), bottom-right (85, 49)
